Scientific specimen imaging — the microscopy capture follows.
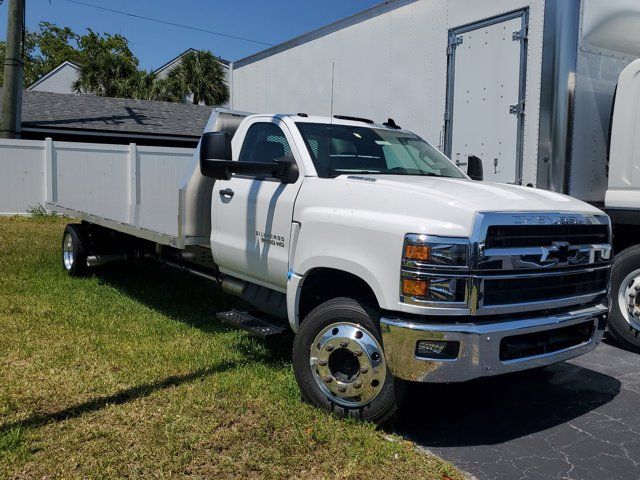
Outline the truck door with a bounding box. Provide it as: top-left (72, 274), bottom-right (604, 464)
top-left (211, 119), bottom-right (303, 289)
top-left (444, 9), bottom-right (528, 184)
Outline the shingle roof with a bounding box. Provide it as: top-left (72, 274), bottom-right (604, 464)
top-left (0, 88), bottom-right (213, 139)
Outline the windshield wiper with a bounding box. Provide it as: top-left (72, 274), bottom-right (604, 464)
top-left (328, 169), bottom-right (382, 178)
top-left (381, 168), bottom-right (440, 177)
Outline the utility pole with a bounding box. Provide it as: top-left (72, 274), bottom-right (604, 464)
top-left (1, 0), bottom-right (25, 139)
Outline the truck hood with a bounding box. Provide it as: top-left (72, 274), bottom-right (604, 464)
top-left (295, 175), bottom-right (605, 238)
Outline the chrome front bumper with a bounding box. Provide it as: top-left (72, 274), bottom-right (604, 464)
top-left (379, 303), bottom-right (608, 382)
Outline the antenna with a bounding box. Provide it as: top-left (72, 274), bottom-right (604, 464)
top-left (329, 61), bottom-right (335, 176)
top-left (330, 61), bottom-right (335, 119)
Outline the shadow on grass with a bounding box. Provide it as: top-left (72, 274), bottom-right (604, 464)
top-left (95, 260), bottom-right (294, 366)
top-left (1, 261), bottom-right (297, 435)
top-left (95, 261), bottom-right (233, 334)
top-left (0, 362), bottom-right (235, 434)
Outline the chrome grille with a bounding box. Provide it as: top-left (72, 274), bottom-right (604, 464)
top-left (482, 269), bottom-right (609, 306)
top-left (471, 212), bottom-right (612, 314)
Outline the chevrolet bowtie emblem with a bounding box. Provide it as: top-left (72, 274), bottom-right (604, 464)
top-left (541, 241), bottom-right (577, 263)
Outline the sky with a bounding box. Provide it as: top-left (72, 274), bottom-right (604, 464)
top-left (0, 0), bottom-right (382, 71)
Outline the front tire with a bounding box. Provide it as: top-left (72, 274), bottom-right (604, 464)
top-left (610, 245), bottom-right (640, 352)
top-left (61, 224), bottom-right (89, 277)
top-left (292, 297), bottom-right (404, 424)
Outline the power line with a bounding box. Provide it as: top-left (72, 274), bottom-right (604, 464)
top-left (62, 0), bottom-right (274, 47)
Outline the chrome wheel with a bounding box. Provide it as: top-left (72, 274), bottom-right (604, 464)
top-left (310, 322), bottom-right (386, 408)
top-left (618, 268), bottom-right (640, 331)
top-left (62, 232), bottom-right (74, 270)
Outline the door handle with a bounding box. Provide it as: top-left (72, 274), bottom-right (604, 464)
top-left (219, 188), bottom-right (234, 198)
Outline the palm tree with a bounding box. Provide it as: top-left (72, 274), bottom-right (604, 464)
top-left (126, 70), bottom-right (179, 102)
top-left (72, 30), bottom-right (139, 98)
top-left (73, 50), bottom-right (137, 98)
top-left (167, 50), bottom-right (229, 106)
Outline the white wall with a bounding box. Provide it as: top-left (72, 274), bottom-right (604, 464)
top-left (0, 138), bottom-right (194, 216)
top-left (231, 0), bottom-right (545, 187)
top-left (0, 139), bottom-right (47, 214)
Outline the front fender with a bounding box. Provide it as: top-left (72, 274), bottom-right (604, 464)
top-left (287, 256), bottom-right (388, 331)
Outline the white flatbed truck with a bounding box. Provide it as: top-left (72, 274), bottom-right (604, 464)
top-left (49, 111), bottom-right (612, 422)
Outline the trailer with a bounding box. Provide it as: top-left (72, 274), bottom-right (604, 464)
top-left (228, 0), bottom-right (640, 350)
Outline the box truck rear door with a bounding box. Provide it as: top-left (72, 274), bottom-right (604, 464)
top-left (444, 9), bottom-right (528, 185)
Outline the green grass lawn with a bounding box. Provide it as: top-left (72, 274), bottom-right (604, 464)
top-left (0, 216), bottom-right (462, 479)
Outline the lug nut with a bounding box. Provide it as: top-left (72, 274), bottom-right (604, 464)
top-left (354, 350), bottom-right (363, 356)
top-left (318, 360), bottom-right (327, 366)
top-left (340, 341), bottom-right (348, 348)
top-left (338, 385), bottom-right (347, 393)
top-left (360, 366), bottom-right (369, 374)
top-left (353, 380), bottom-right (362, 389)
top-left (325, 344), bottom-right (334, 352)
top-left (324, 376), bottom-right (332, 383)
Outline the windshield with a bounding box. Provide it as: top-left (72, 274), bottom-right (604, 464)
top-left (295, 122), bottom-right (466, 179)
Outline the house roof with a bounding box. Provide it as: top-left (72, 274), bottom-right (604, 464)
top-left (27, 60), bottom-right (81, 91)
top-left (0, 88), bottom-right (213, 142)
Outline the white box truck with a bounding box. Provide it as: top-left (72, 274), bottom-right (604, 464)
top-left (228, 0), bottom-right (640, 350)
top-left (49, 110), bottom-right (612, 422)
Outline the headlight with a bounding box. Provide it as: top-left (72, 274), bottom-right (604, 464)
top-left (401, 234), bottom-right (469, 305)
top-left (401, 275), bottom-right (467, 303)
top-left (402, 234), bottom-right (468, 268)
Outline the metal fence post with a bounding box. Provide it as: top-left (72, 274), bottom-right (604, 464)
top-left (128, 143), bottom-right (137, 223)
top-left (44, 137), bottom-right (55, 205)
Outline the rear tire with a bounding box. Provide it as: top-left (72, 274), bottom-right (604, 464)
top-left (609, 245), bottom-right (640, 352)
top-left (292, 297), bottom-right (404, 424)
top-left (61, 224), bottom-right (89, 277)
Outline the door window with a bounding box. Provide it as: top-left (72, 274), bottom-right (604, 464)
top-left (238, 122), bottom-right (292, 164)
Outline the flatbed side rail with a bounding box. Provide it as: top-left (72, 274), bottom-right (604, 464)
top-left (46, 202), bottom-right (180, 247)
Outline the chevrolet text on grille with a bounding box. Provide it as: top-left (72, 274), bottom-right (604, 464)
top-left (511, 215), bottom-right (596, 225)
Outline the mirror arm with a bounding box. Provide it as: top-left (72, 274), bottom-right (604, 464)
top-left (230, 161), bottom-right (280, 176)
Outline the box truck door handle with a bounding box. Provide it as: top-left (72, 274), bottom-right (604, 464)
top-left (219, 188), bottom-right (234, 198)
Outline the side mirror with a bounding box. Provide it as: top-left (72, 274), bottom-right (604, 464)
top-left (467, 155), bottom-right (483, 181)
top-left (200, 131), bottom-right (232, 178)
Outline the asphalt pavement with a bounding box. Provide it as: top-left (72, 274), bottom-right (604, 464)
top-left (394, 336), bottom-right (640, 480)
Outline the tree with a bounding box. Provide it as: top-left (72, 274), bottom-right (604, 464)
top-left (72, 29), bottom-right (139, 97)
top-left (167, 50), bottom-right (229, 106)
top-left (33, 22), bottom-right (82, 79)
top-left (1, 23), bottom-right (81, 87)
top-left (1, 22), bottom-right (228, 104)
top-left (125, 70), bottom-right (180, 102)
top-left (0, 30), bottom-right (38, 86)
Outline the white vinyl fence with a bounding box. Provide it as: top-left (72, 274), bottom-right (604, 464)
top-left (0, 138), bottom-right (194, 215)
